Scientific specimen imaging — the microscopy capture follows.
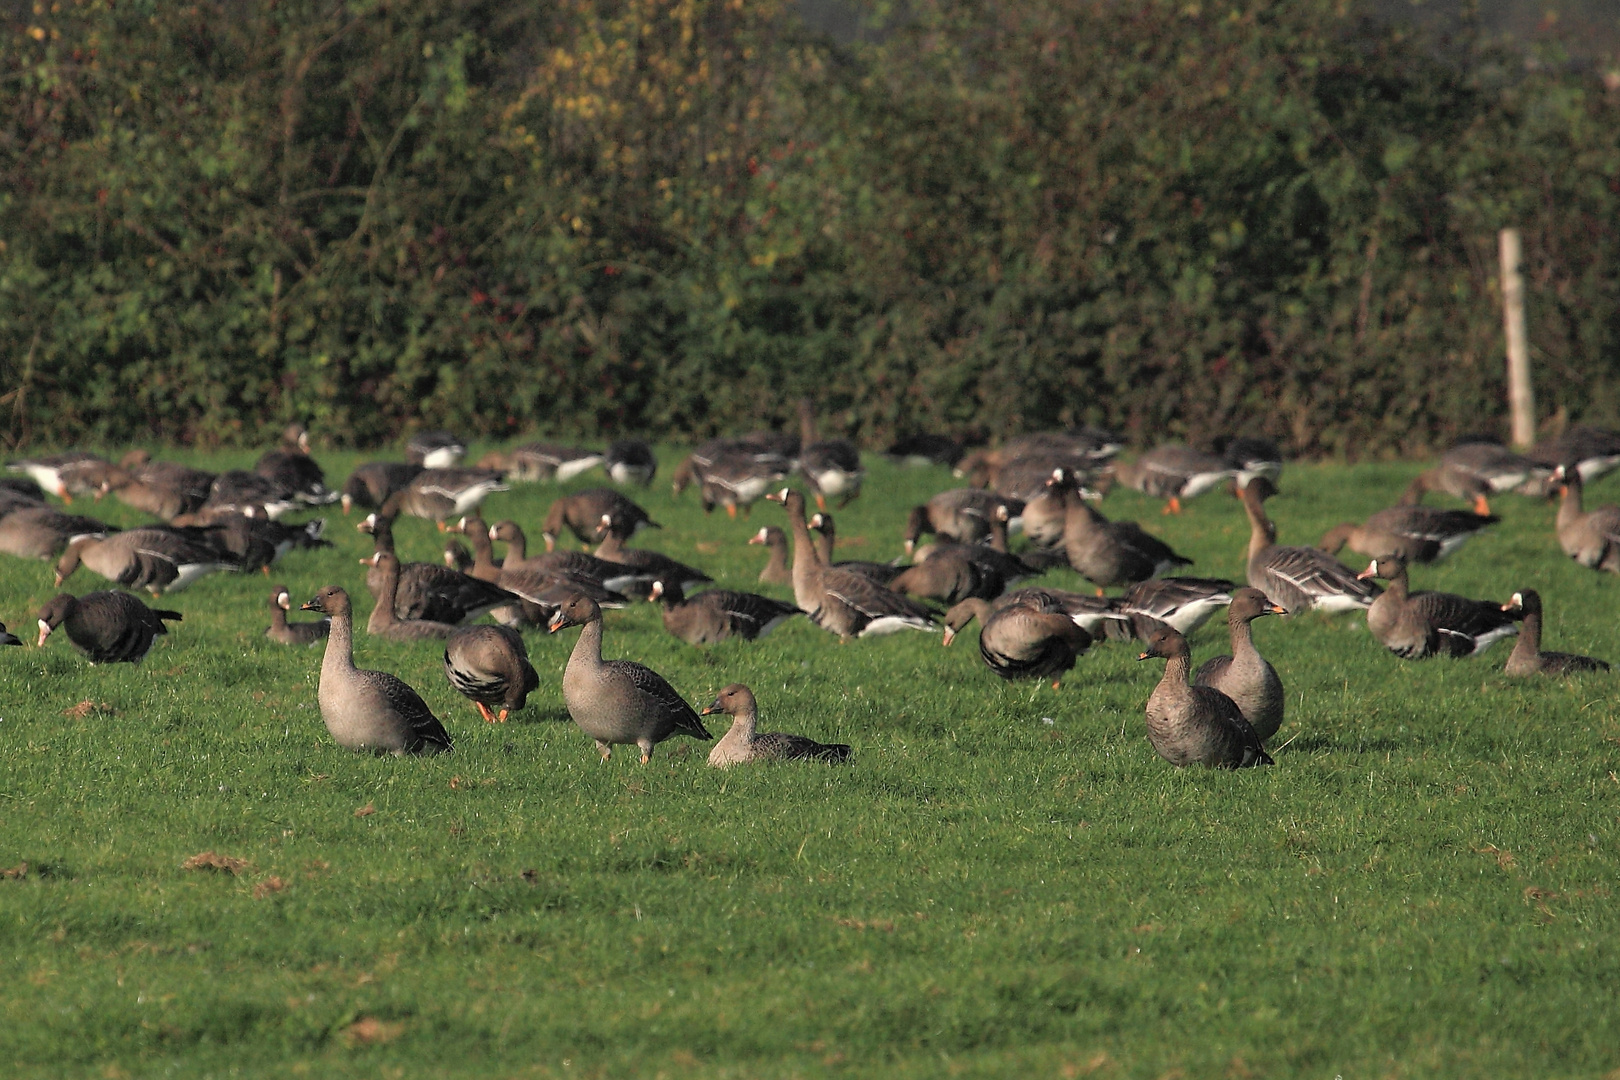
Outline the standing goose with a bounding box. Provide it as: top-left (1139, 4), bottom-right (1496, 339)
top-left (749, 525), bottom-right (792, 585)
top-left (378, 468), bottom-right (508, 528)
top-left (406, 430), bottom-right (467, 469)
top-left (301, 586), bottom-right (453, 755)
top-left (1052, 483), bottom-right (1193, 592)
top-left (359, 513), bottom-right (520, 623)
top-left (37, 591), bottom-right (182, 663)
top-left (7, 452), bottom-right (110, 503)
top-left (54, 529), bottom-right (236, 595)
top-left (0, 507), bottom-right (118, 561)
top-left (648, 579), bottom-right (801, 645)
top-left (1215, 436), bottom-right (1284, 489)
top-left (1138, 626), bottom-right (1273, 769)
top-left (1400, 441), bottom-right (1544, 515)
top-left (542, 489), bottom-right (658, 549)
top-left (796, 398), bottom-right (864, 510)
top-left (1318, 505), bottom-right (1498, 565)
top-left (266, 585), bottom-right (329, 645)
top-left (1550, 465), bottom-right (1620, 573)
top-left (592, 532), bottom-right (713, 595)
top-left (1112, 445), bottom-right (1237, 514)
top-left (676, 448), bottom-right (791, 518)
top-left (807, 513), bottom-right (904, 585)
top-left (1356, 557), bottom-right (1520, 659)
top-left (1240, 478), bottom-right (1380, 614)
top-left (604, 438), bottom-right (658, 486)
top-left (941, 594), bottom-right (1095, 688)
top-left (443, 625), bottom-right (540, 722)
top-left (480, 442), bottom-right (604, 482)
top-left (340, 462), bottom-right (424, 514)
top-left (1499, 590), bottom-right (1609, 676)
top-left (364, 552), bottom-right (460, 641)
top-left (1526, 426), bottom-right (1620, 486)
top-left (547, 594), bottom-right (711, 762)
top-left (889, 547), bottom-right (1004, 606)
top-left (254, 423), bottom-right (337, 504)
top-left (1018, 471), bottom-right (1075, 549)
top-left (903, 489), bottom-right (1025, 554)
top-left (703, 684), bottom-right (852, 766)
top-left (1192, 588), bottom-right (1287, 742)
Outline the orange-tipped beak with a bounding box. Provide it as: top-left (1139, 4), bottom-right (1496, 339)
top-left (942, 627), bottom-right (956, 646)
top-left (546, 611), bottom-right (567, 633)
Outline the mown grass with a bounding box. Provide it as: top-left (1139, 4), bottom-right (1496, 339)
top-left (2, 450), bottom-right (1617, 1079)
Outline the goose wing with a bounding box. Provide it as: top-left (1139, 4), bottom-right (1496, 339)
top-left (356, 669), bottom-right (453, 753)
top-left (603, 661), bottom-right (711, 739)
top-left (822, 568), bottom-right (936, 625)
top-left (1254, 546), bottom-right (1379, 611)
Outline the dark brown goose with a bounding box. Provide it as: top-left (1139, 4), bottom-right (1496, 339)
top-left (254, 423), bottom-right (336, 504)
top-left (796, 398), bottom-right (864, 510)
top-left (301, 585), bottom-right (453, 755)
top-left (406, 430), bottom-right (467, 469)
top-left (890, 547), bottom-right (1002, 606)
top-left (703, 684), bottom-right (851, 767)
top-left (0, 482), bottom-right (46, 519)
top-left (98, 458), bottom-right (213, 520)
top-left (0, 506), bottom-right (117, 560)
top-left (1357, 557), bottom-right (1519, 659)
top-left (592, 532), bottom-right (712, 594)
top-left (604, 438), bottom-right (658, 486)
top-left (1019, 470), bottom-right (1074, 549)
top-left (378, 469), bottom-right (508, 527)
top-left (1051, 482), bottom-right (1192, 592)
top-left (1499, 589), bottom-right (1609, 676)
top-left (942, 594), bottom-right (1095, 688)
top-left (1319, 506), bottom-right (1498, 565)
top-left (902, 489), bottom-right (1025, 554)
top-left (1192, 587), bottom-right (1286, 741)
top-left (1138, 626), bottom-right (1273, 769)
top-left (990, 586), bottom-right (1130, 637)
top-left (1241, 478), bottom-right (1379, 614)
top-left (648, 579), bottom-right (801, 645)
top-left (37, 591), bottom-right (182, 663)
top-left (1112, 444), bottom-right (1236, 514)
top-left (266, 584), bottom-right (329, 645)
top-left (359, 513), bottom-right (521, 623)
top-left (365, 552), bottom-right (460, 641)
top-left (340, 462), bottom-right (424, 514)
top-left (1551, 465), bottom-right (1620, 573)
top-left (542, 488), bottom-right (658, 549)
top-left (749, 525), bottom-right (792, 585)
top-left (202, 470), bottom-right (300, 520)
top-left (7, 452), bottom-right (110, 503)
top-left (443, 625), bottom-right (540, 721)
top-left (55, 529), bottom-right (236, 595)
top-left (1215, 436), bottom-right (1284, 489)
top-left (807, 512), bottom-right (903, 585)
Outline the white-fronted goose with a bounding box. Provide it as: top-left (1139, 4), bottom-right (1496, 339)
top-left (1500, 590), bottom-right (1609, 676)
top-left (443, 625), bottom-right (540, 721)
top-left (796, 398), bottom-right (863, 510)
top-left (771, 488), bottom-right (935, 640)
top-left (0, 507), bottom-right (117, 560)
top-left (1051, 483), bottom-right (1192, 592)
top-left (55, 529), bottom-right (236, 595)
top-left (1017, 471), bottom-right (1077, 549)
top-left (749, 525), bottom-right (792, 585)
top-left (481, 441), bottom-right (604, 482)
top-left (991, 454), bottom-right (1095, 502)
top-left (267, 584), bottom-right (330, 645)
top-left (942, 594), bottom-right (1094, 688)
top-left (177, 513), bottom-right (325, 576)
top-left (406, 430), bottom-right (467, 470)
top-left (649, 579), bottom-right (801, 645)
top-left (1117, 577), bottom-right (1235, 636)
top-left (890, 547), bottom-right (1007, 606)
top-left (702, 684), bottom-right (851, 766)
top-left (676, 448), bottom-right (791, 518)
top-left (98, 459), bottom-right (213, 520)
top-left (1112, 445), bottom-right (1237, 514)
top-left (604, 438), bottom-right (658, 486)
top-left (340, 462), bottom-right (424, 514)
top-left (254, 423), bottom-right (336, 504)
top-left (955, 430), bottom-right (1119, 486)
top-left (592, 532), bottom-right (712, 594)
top-left (1319, 505), bottom-right (1498, 565)
top-left (1357, 557), bottom-right (1519, 659)
top-left (1192, 587), bottom-right (1286, 741)
top-left (378, 468), bottom-right (508, 527)
top-left (365, 552), bottom-right (460, 641)
top-left (488, 520), bottom-right (644, 593)
top-left (542, 488), bottom-right (658, 549)
top-left (1139, 626), bottom-right (1272, 768)
top-left (202, 470), bottom-right (299, 520)
top-left (1551, 465), bottom-right (1620, 573)
top-left (360, 513), bottom-right (521, 623)
top-left (902, 489), bottom-right (1024, 554)
top-left (37, 590), bottom-right (182, 663)
top-left (1215, 435), bottom-right (1284, 489)
top-left (1526, 425), bottom-right (1620, 486)
top-left (453, 516), bottom-right (629, 625)
top-left (0, 622), bottom-right (19, 646)
top-left (1240, 478), bottom-right (1379, 614)
top-left (807, 513), bottom-right (903, 585)
top-left (990, 586), bottom-right (1130, 637)
top-left (7, 452), bottom-right (110, 503)
top-left (301, 585), bottom-right (453, 755)
top-left (1400, 441), bottom-right (1544, 514)
top-left (547, 594), bottom-right (711, 762)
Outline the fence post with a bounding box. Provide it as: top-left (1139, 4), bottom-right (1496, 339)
top-left (1500, 228), bottom-right (1534, 448)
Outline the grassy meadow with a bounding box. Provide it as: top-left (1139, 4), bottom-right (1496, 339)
top-left (1, 449), bottom-right (1618, 1079)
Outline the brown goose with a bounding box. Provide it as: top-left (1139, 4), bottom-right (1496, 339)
top-left (1192, 588), bottom-right (1286, 741)
top-left (1357, 557), bottom-right (1520, 659)
top-left (1399, 441), bottom-right (1543, 515)
top-left (942, 594), bottom-right (1094, 688)
top-left (807, 512), bottom-right (903, 585)
top-left (0, 483), bottom-right (45, 518)
top-left (1138, 626), bottom-right (1273, 769)
top-left (1318, 506), bottom-right (1498, 565)
top-left (547, 594), bottom-right (711, 762)
top-left (1526, 426), bottom-right (1620, 487)
top-left (98, 460), bottom-right (212, 520)
top-left (443, 625), bottom-right (540, 721)
top-left (480, 441), bottom-right (603, 482)
top-left (648, 579), bottom-right (801, 645)
top-left (1240, 478), bottom-right (1379, 614)
top-left (604, 439), bottom-right (658, 486)
top-left (365, 552), bottom-right (460, 641)
top-left (0, 506), bottom-right (117, 561)
top-left (340, 462), bottom-right (423, 514)
top-left (406, 430), bottom-right (466, 469)
top-left (675, 448), bottom-right (792, 518)
top-left (990, 586), bottom-right (1131, 637)
top-left (796, 398), bottom-right (864, 510)
top-left (1051, 482), bottom-right (1192, 592)
top-left (749, 525), bottom-right (792, 585)
top-left (592, 532), bottom-right (712, 594)
top-left (379, 469), bottom-right (508, 527)
top-left (1500, 590), bottom-right (1610, 676)
top-left (1112, 445), bottom-right (1236, 514)
top-left (1019, 471), bottom-right (1074, 549)
top-left (359, 513), bottom-right (520, 623)
top-left (254, 423), bottom-right (336, 504)
top-left (202, 470), bottom-right (300, 520)
top-left (266, 584), bottom-right (330, 645)
top-left (1116, 577), bottom-right (1235, 636)
top-left (890, 547), bottom-right (1003, 606)
top-left (7, 452), bottom-right (110, 503)
top-left (542, 489), bottom-right (658, 549)
top-left (903, 489), bottom-right (1025, 554)
top-left (301, 585), bottom-right (453, 755)
top-left (37, 591), bottom-right (182, 663)
top-left (55, 529), bottom-right (236, 595)
top-left (451, 515), bottom-right (630, 622)
top-left (489, 521), bottom-right (646, 594)
top-left (702, 684), bottom-right (852, 766)
top-left (1551, 465), bottom-right (1620, 573)
top-left (771, 488), bottom-right (936, 640)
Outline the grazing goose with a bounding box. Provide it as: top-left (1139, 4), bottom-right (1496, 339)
top-left (1192, 588), bottom-right (1286, 741)
top-left (443, 625), bottom-right (540, 721)
top-left (1051, 482), bottom-right (1192, 592)
top-left (542, 488), bottom-right (658, 549)
top-left (202, 470), bottom-right (300, 520)
top-left (1240, 478), bottom-right (1380, 614)
top-left (406, 430), bottom-right (466, 469)
top-left (890, 544), bottom-right (1028, 606)
top-left (365, 552), bottom-right (460, 641)
top-left (37, 591), bottom-right (182, 663)
top-left (1215, 435), bottom-right (1284, 489)
top-left (749, 525), bottom-right (792, 585)
top-left (1138, 626), bottom-right (1273, 768)
top-left (359, 513), bottom-right (520, 623)
top-left (1112, 445), bottom-right (1237, 514)
top-left (902, 489), bottom-right (1024, 554)
top-left (796, 398), bottom-right (863, 510)
top-left (807, 513), bottom-right (903, 585)
top-left (98, 459), bottom-right (213, 520)
top-left (1500, 590), bottom-right (1610, 676)
top-left (990, 586), bottom-right (1131, 637)
top-left (1319, 506), bottom-right (1498, 565)
top-left (0, 622), bottom-right (20, 646)
top-left (604, 438), bottom-right (658, 486)
top-left (488, 521), bottom-right (644, 593)
top-left (942, 594), bottom-right (1095, 688)
top-left (592, 532), bottom-right (713, 595)
top-left (991, 454), bottom-right (1094, 502)
top-left (547, 593), bottom-right (711, 762)
top-left (1550, 465), bottom-right (1620, 573)
top-left (703, 684), bottom-right (852, 766)
top-left (1117, 577), bottom-right (1236, 636)
top-left (649, 579), bottom-right (801, 645)
top-left (7, 452), bottom-right (110, 503)
top-left (675, 448), bottom-right (791, 517)
top-left (0, 507), bottom-right (117, 561)
top-left (772, 488), bottom-right (936, 640)
top-left (1401, 441), bottom-right (1544, 515)
top-left (1526, 425), bottom-right (1620, 487)
top-left (378, 468), bottom-right (508, 527)
top-left (174, 511), bottom-right (328, 576)
top-left (254, 424), bottom-right (336, 504)
top-left (55, 529), bottom-right (236, 595)
top-left (481, 442), bottom-right (604, 482)
top-left (452, 516), bottom-right (629, 625)
top-left (0, 483), bottom-right (46, 519)
top-left (340, 462), bottom-right (424, 514)
top-left (301, 586), bottom-right (453, 755)
top-left (884, 432), bottom-right (972, 468)
top-left (1357, 557), bottom-right (1519, 659)
top-left (266, 584), bottom-right (330, 645)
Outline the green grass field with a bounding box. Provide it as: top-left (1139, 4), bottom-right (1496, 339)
top-left (2, 451), bottom-right (1617, 1079)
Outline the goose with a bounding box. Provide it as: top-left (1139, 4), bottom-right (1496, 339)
top-left (992, 453), bottom-right (1097, 502)
top-left (481, 442), bottom-right (604, 482)
top-left (488, 521), bottom-right (645, 593)
top-left (1018, 471), bottom-right (1077, 549)
top-left (202, 470), bottom-right (300, 520)
top-left (378, 469), bottom-right (508, 527)
top-left (450, 515), bottom-right (630, 619)
top-left (37, 590), bottom-right (182, 663)
top-left (1500, 590), bottom-right (1609, 676)
top-left (0, 507), bottom-right (117, 561)
top-left (254, 424), bottom-right (337, 504)
top-left (55, 529), bottom-right (236, 595)
top-left (748, 525), bottom-right (792, 585)
top-left (1116, 577), bottom-right (1235, 636)
top-left (604, 438), bottom-right (658, 486)
top-left (7, 452), bottom-right (110, 503)
top-left (889, 548), bottom-right (1001, 606)
top-left (98, 459), bottom-right (214, 520)
top-left (1051, 483), bottom-right (1193, 592)
top-left (675, 448), bottom-right (791, 517)
top-left (796, 398), bottom-right (863, 510)
top-left (1400, 441), bottom-right (1545, 514)
top-left (443, 625), bottom-right (539, 721)
top-left (955, 430), bottom-right (1119, 485)
top-left (1318, 506), bottom-right (1498, 565)
top-left (1525, 425), bottom-right (1620, 487)
top-left (0, 622), bottom-right (19, 646)
top-left (771, 487), bottom-right (936, 639)
top-left (1215, 435), bottom-right (1284, 489)
top-left (591, 532), bottom-right (713, 594)
top-left (1112, 445), bottom-right (1237, 514)
top-left (884, 433), bottom-right (973, 468)
top-left (300, 586), bottom-right (453, 755)
top-left (702, 684), bottom-right (851, 766)
top-left (547, 594), bottom-right (711, 762)
top-left (1192, 587), bottom-right (1286, 741)
top-left (1138, 626), bottom-right (1273, 768)
top-left (988, 586), bottom-right (1132, 637)
top-left (364, 552), bottom-right (460, 641)
top-left (902, 489), bottom-right (1024, 554)
top-left (340, 462), bottom-right (424, 513)
top-left (1550, 465), bottom-right (1620, 573)
top-left (542, 488), bottom-right (658, 549)
top-left (0, 483), bottom-right (45, 518)
top-left (807, 513), bottom-right (903, 585)
top-left (648, 579), bottom-right (801, 645)
top-left (359, 513), bottom-right (521, 623)
top-left (406, 430), bottom-right (467, 469)
top-left (266, 584), bottom-right (329, 645)
top-left (1357, 557), bottom-right (1519, 659)
top-left (187, 513), bottom-right (328, 576)
top-left (1240, 478), bottom-right (1379, 614)
top-left (941, 594), bottom-right (1095, 688)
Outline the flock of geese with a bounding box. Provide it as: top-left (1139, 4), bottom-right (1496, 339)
top-left (4, 410), bottom-right (1619, 772)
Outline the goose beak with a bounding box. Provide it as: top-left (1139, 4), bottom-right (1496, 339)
top-left (1355, 564), bottom-right (1378, 580)
top-left (942, 626), bottom-right (956, 647)
top-left (1136, 651), bottom-right (1152, 662)
top-left (300, 600), bottom-right (323, 613)
top-left (1267, 603), bottom-right (1287, 615)
top-left (543, 533), bottom-right (557, 552)
top-left (546, 610), bottom-right (569, 633)
top-left (36, 619), bottom-right (51, 647)
top-left (700, 700), bottom-right (723, 716)
top-left (52, 572), bottom-right (65, 587)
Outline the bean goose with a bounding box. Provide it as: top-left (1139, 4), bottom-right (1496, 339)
top-left (1318, 506), bottom-right (1498, 565)
top-left (547, 594), bottom-right (711, 762)
top-left (1050, 482), bottom-right (1192, 592)
top-left (301, 585), bottom-right (453, 755)
top-left (1138, 626), bottom-right (1273, 768)
top-left (340, 462), bottom-right (424, 514)
top-left (749, 525), bottom-right (792, 585)
top-left (7, 452), bottom-right (110, 503)
top-left (1192, 588), bottom-right (1286, 741)
top-left (649, 579), bottom-right (801, 644)
top-left (1215, 435), bottom-right (1284, 489)
top-left (796, 399), bottom-right (863, 510)
top-left (379, 468), bottom-right (508, 527)
top-left (1526, 425), bottom-right (1620, 486)
top-left (0, 506), bottom-right (117, 560)
top-left (359, 513), bottom-right (520, 623)
top-left (254, 424), bottom-right (336, 504)
top-left (37, 591), bottom-right (182, 663)
top-left (703, 684), bottom-right (852, 766)
top-left (55, 529), bottom-right (236, 595)
top-left (443, 625), bottom-right (540, 721)
top-left (266, 584), bottom-right (330, 645)
top-left (406, 430), bottom-right (467, 469)
top-left (604, 439), bottom-right (658, 486)
top-left (1112, 445), bottom-right (1237, 514)
top-left (1357, 557), bottom-right (1519, 659)
top-left (807, 513), bottom-right (903, 585)
top-left (480, 442), bottom-right (604, 482)
top-left (942, 594), bottom-right (1094, 688)
top-left (1550, 465), bottom-right (1620, 573)
top-left (903, 489), bottom-right (1024, 554)
top-left (365, 552), bottom-right (460, 641)
top-left (1500, 590), bottom-right (1609, 676)
top-left (1240, 478), bottom-right (1379, 614)
top-left (542, 488), bottom-right (658, 549)
top-left (771, 487), bottom-right (936, 639)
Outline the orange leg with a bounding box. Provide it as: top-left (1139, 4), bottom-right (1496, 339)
top-left (1095, 587), bottom-right (1105, 598)
top-left (437, 520), bottom-right (447, 532)
top-left (474, 701), bottom-right (497, 724)
top-left (1051, 679), bottom-right (1061, 690)
top-left (726, 504), bottom-right (738, 519)
top-left (60, 490), bottom-right (73, 505)
top-left (261, 566), bottom-right (271, 577)
top-left (815, 493), bottom-right (827, 512)
top-left (496, 708), bottom-right (510, 723)
top-left (1472, 494), bottom-right (1491, 516)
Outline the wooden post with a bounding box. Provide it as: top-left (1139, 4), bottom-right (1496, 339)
top-left (1500, 228), bottom-right (1534, 448)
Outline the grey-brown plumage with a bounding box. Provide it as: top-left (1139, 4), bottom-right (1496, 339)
top-left (1215, 436), bottom-right (1284, 489)
top-left (889, 547), bottom-right (1001, 606)
top-left (266, 584), bottom-right (330, 645)
top-left (98, 457), bottom-right (214, 520)
top-left (674, 447), bottom-right (793, 518)
top-left (1192, 587), bottom-right (1286, 741)
top-left (749, 525), bottom-right (792, 585)
top-left (254, 423), bottom-right (336, 504)
top-left (37, 591), bottom-right (182, 664)
top-left (796, 398), bottom-right (864, 510)
top-left (406, 430), bottom-right (467, 469)
top-left (542, 488), bottom-right (658, 549)
top-left (1112, 444), bottom-right (1236, 514)
top-left (547, 594), bottom-right (710, 762)
top-left (1138, 626), bottom-right (1272, 769)
top-left (591, 532), bottom-right (712, 594)
top-left (1358, 557), bottom-right (1519, 659)
top-left (903, 489), bottom-right (1024, 554)
top-left (1525, 426), bottom-right (1620, 486)
top-left (479, 441), bottom-right (604, 483)
top-left (1051, 482), bottom-right (1192, 590)
top-left (0, 483), bottom-right (46, 519)
top-left (379, 468), bottom-right (508, 525)
top-left (451, 515), bottom-right (628, 625)
top-left (604, 438), bottom-right (657, 486)
top-left (301, 586), bottom-right (452, 756)
top-left (942, 595), bottom-right (1094, 688)
top-left (203, 470), bottom-right (300, 519)
top-left (1551, 466), bottom-right (1620, 573)
top-left (7, 452), bottom-right (112, 503)
top-left (1241, 478), bottom-right (1380, 614)
top-left (1319, 506), bottom-right (1498, 565)
top-left (54, 528), bottom-right (236, 595)
top-left (360, 513), bottom-right (520, 622)
top-left (703, 684), bottom-right (851, 766)
top-left (649, 579), bottom-right (801, 645)
top-left (340, 462), bottom-right (424, 514)
top-left (1116, 577), bottom-right (1235, 636)
top-left (807, 513), bottom-right (903, 585)
top-left (443, 625), bottom-right (540, 721)
top-left (365, 552), bottom-right (460, 641)
top-left (1399, 441), bottom-right (1543, 515)
top-left (1500, 590), bottom-right (1609, 676)
top-left (0, 506), bottom-right (117, 560)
